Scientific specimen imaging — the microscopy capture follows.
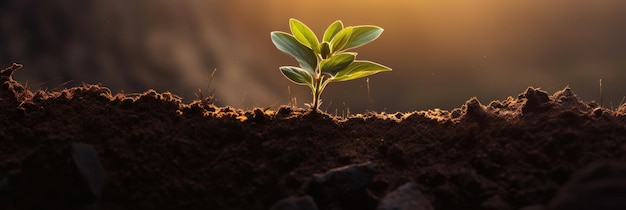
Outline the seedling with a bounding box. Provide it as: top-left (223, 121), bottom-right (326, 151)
top-left (271, 18), bottom-right (391, 111)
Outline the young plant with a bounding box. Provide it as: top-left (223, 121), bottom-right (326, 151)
top-left (271, 18), bottom-right (391, 111)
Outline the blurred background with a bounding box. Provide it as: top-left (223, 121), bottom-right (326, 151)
top-left (1, 0), bottom-right (626, 113)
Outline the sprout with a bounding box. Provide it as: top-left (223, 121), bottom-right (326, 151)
top-left (271, 18), bottom-right (391, 111)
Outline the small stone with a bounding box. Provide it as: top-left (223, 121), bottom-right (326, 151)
top-left (547, 161), bottom-right (626, 210)
top-left (377, 182), bottom-right (434, 210)
top-left (308, 162), bottom-right (377, 209)
top-left (309, 162), bottom-right (376, 195)
top-left (270, 196), bottom-right (319, 210)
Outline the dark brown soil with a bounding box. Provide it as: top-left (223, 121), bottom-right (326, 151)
top-left (1, 63), bottom-right (626, 210)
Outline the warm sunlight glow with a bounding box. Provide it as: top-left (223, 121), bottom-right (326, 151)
top-left (1, 0), bottom-right (626, 112)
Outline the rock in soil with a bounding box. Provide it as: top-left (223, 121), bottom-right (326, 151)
top-left (377, 182), bottom-right (433, 210)
top-left (308, 162), bottom-right (377, 210)
top-left (270, 196), bottom-right (319, 210)
top-left (547, 161), bottom-right (626, 210)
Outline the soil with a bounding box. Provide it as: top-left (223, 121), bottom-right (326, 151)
top-left (1, 63), bottom-right (626, 210)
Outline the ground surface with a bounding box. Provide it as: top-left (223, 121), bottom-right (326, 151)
top-left (1, 63), bottom-right (626, 210)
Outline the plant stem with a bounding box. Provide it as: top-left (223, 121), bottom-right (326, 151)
top-left (312, 75), bottom-right (321, 111)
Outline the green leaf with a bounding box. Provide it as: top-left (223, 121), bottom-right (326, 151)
top-left (289, 18), bottom-right (320, 52)
top-left (342, 26), bottom-right (384, 51)
top-left (323, 20), bottom-right (343, 43)
top-left (330, 27), bottom-right (353, 54)
top-left (271, 31), bottom-right (318, 72)
top-left (320, 53), bottom-right (356, 76)
top-left (320, 42), bottom-right (331, 59)
top-left (280, 66), bottom-right (314, 86)
top-left (332, 60), bottom-right (391, 81)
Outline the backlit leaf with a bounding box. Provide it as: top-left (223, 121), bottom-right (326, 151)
top-left (323, 20), bottom-right (343, 43)
top-left (289, 18), bottom-right (320, 52)
top-left (280, 66), bottom-right (314, 86)
top-left (271, 31), bottom-right (318, 72)
top-left (320, 42), bottom-right (331, 59)
top-left (330, 27), bottom-right (352, 54)
top-left (342, 26), bottom-right (384, 51)
top-left (332, 60), bottom-right (391, 81)
top-left (320, 53), bottom-right (356, 76)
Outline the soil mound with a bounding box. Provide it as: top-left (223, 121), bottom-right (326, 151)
top-left (1, 63), bottom-right (626, 210)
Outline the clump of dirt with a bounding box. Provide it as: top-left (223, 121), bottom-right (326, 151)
top-left (1, 63), bottom-right (626, 210)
